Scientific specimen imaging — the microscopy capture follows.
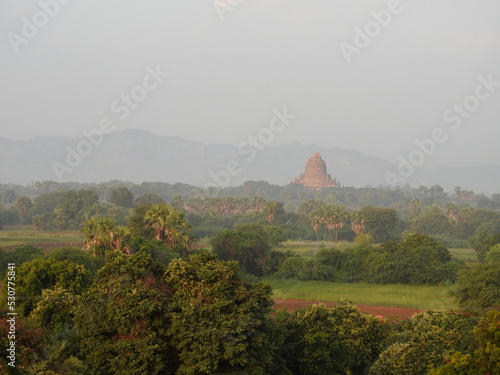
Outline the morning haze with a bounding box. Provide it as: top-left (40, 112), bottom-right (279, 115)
top-left (1, 0), bottom-right (499, 185)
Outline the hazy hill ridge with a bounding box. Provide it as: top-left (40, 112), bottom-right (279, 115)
top-left (1, 129), bottom-right (498, 194)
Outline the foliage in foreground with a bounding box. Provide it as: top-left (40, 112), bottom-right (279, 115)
top-left (369, 310), bottom-right (478, 375)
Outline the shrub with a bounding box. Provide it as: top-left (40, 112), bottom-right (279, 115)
top-left (276, 257), bottom-right (331, 281)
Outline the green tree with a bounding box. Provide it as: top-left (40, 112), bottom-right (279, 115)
top-left (350, 211), bottom-right (365, 236)
top-left (276, 256), bottom-right (330, 281)
top-left (0, 306), bottom-right (45, 372)
top-left (265, 201), bottom-right (285, 223)
top-left (472, 310), bottom-right (500, 374)
top-left (360, 206), bottom-right (398, 242)
top-left (75, 252), bottom-right (174, 375)
top-left (410, 198), bottom-right (422, 216)
top-left (370, 311), bottom-right (477, 375)
top-left (298, 199), bottom-right (325, 217)
top-left (15, 196), bottom-right (32, 222)
top-left (164, 251), bottom-right (275, 374)
top-left (29, 286), bottom-right (78, 331)
top-left (485, 243), bottom-right (500, 263)
top-left (403, 233), bottom-right (451, 263)
top-left (48, 246), bottom-right (103, 276)
top-left (291, 301), bottom-right (387, 375)
top-left (134, 192), bottom-right (165, 206)
top-left (309, 208), bottom-right (323, 242)
top-left (211, 226), bottom-right (271, 276)
top-left (170, 194), bottom-right (184, 210)
top-left (0, 244), bottom-right (44, 273)
top-left (468, 231), bottom-right (500, 262)
top-left (427, 311), bottom-right (500, 375)
top-left (453, 263), bottom-right (500, 307)
top-left (81, 217), bottom-right (116, 257)
top-left (411, 207), bottom-right (450, 236)
top-left (332, 206), bottom-right (347, 242)
top-left (109, 186), bottom-right (134, 208)
top-left (1, 189), bottom-right (16, 204)
top-left (2, 258), bottom-right (91, 317)
top-left (32, 214), bottom-right (45, 230)
top-left (143, 203), bottom-right (192, 248)
top-left (264, 224), bottom-right (287, 245)
top-left (367, 236), bottom-right (458, 285)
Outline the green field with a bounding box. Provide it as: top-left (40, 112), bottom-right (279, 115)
top-left (266, 241), bottom-right (476, 309)
top-left (275, 240), bottom-right (356, 257)
top-left (0, 226), bottom-right (84, 249)
top-left (260, 277), bottom-right (458, 310)
top-left (448, 248), bottom-right (478, 264)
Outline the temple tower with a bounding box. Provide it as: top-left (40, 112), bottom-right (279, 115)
top-left (291, 153), bottom-right (339, 190)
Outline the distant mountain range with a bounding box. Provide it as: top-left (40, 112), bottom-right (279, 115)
top-left (1, 129), bottom-right (499, 194)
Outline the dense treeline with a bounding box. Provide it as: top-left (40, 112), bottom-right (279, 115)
top-left (2, 180), bottom-right (500, 212)
top-left (2, 182), bottom-right (500, 248)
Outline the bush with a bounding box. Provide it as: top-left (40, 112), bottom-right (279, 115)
top-left (485, 243), bottom-right (500, 263)
top-left (211, 226), bottom-right (271, 276)
top-left (268, 249), bottom-right (295, 273)
top-left (453, 263), bottom-right (500, 307)
top-left (278, 302), bottom-right (388, 375)
top-left (0, 245), bottom-right (44, 273)
top-left (276, 257), bottom-right (331, 281)
top-left (370, 311), bottom-right (478, 375)
top-left (354, 232), bottom-right (373, 244)
top-left (48, 246), bottom-right (103, 276)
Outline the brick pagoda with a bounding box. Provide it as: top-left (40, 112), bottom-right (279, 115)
top-left (290, 153), bottom-right (339, 190)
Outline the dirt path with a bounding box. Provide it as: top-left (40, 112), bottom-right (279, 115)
top-left (273, 299), bottom-right (427, 318)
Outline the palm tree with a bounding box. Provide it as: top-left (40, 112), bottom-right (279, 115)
top-left (309, 210), bottom-right (322, 242)
top-left (445, 203), bottom-right (459, 223)
top-left (81, 217), bottom-right (116, 256)
top-left (53, 206), bottom-right (65, 229)
top-left (15, 196), bottom-right (32, 222)
top-left (410, 198), bottom-right (422, 217)
top-left (332, 206), bottom-right (347, 242)
top-left (144, 204), bottom-right (170, 241)
top-left (317, 206), bottom-right (329, 241)
top-left (110, 225), bottom-right (132, 255)
top-left (264, 201), bottom-right (283, 223)
top-left (144, 203), bottom-right (192, 248)
top-left (318, 205), bottom-right (346, 242)
top-left (350, 211), bottom-right (365, 236)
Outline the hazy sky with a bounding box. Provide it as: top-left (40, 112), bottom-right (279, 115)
top-left (1, 0), bottom-right (499, 169)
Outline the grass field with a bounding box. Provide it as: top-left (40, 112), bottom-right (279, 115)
top-left (266, 241), bottom-right (475, 309)
top-left (448, 248), bottom-right (478, 264)
top-left (275, 240), bottom-right (356, 257)
top-left (0, 226), bottom-right (84, 249)
top-left (260, 277), bottom-right (458, 310)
